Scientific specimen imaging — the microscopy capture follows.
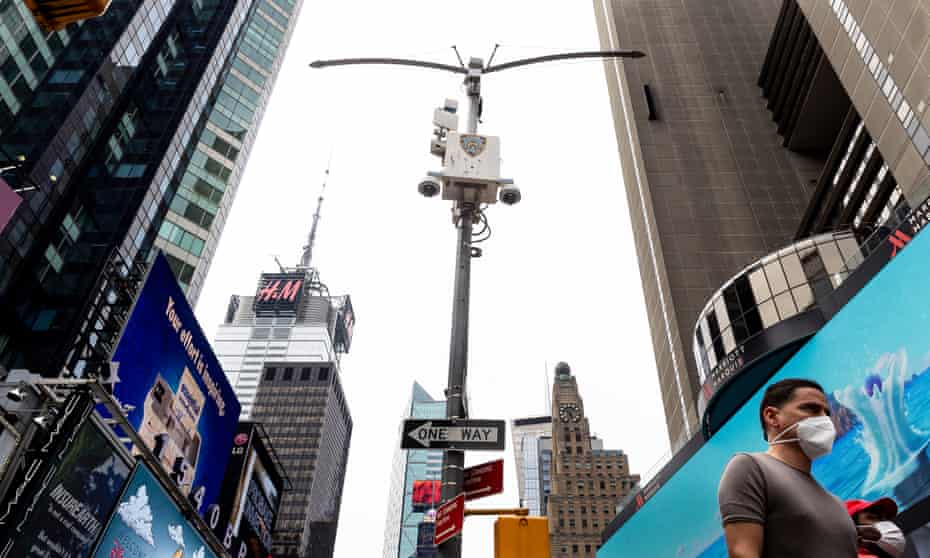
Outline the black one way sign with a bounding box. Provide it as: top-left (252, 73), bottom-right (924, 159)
top-left (401, 419), bottom-right (505, 451)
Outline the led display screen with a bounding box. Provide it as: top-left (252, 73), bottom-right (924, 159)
top-left (600, 222), bottom-right (930, 557)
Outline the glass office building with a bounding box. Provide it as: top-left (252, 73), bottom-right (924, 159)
top-left (511, 416), bottom-right (552, 516)
top-left (0, 0), bottom-right (301, 376)
top-left (382, 382), bottom-right (445, 558)
top-left (155, 0), bottom-right (302, 301)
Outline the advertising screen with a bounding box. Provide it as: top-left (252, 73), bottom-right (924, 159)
top-left (412, 480), bottom-right (441, 512)
top-left (0, 176), bottom-right (20, 234)
top-left (91, 463), bottom-right (218, 558)
top-left (599, 223), bottom-right (930, 557)
top-left (213, 423), bottom-right (283, 558)
top-left (110, 253), bottom-right (240, 516)
top-left (2, 418), bottom-right (132, 558)
top-left (252, 272), bottom-right (305, 315)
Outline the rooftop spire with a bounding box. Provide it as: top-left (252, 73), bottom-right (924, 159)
top-left (300, 156), bottom-right (331, 269)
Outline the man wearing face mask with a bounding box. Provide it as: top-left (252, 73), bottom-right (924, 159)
top-left (718, 378), bottom-right (857, 558)
top-left (845, 498), bottom-right (906, 558)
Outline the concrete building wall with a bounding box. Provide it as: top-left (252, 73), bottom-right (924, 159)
top-left (796, 0), bottom-right (930, 203)
top-left (593, 0), bottom-right (824, 449)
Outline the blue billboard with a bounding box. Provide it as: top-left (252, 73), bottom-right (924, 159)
top-left (600, 224), bottom-right (930, 557)
top-left (91, 463), bottom-right (218, 558)
top-left (110, 253), bottom-right (240, 516)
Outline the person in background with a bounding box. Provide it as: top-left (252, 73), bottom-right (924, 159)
top-left (718, 378), bottom-right (857, 558)
top-left (846, 498), bottom-right (906, 558)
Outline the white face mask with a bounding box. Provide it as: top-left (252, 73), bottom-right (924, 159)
top-left (769, 415), bottom-right (836, 460)
top-left (872, 521), bottom-right (906, 558)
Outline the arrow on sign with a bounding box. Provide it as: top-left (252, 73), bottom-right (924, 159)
top-left (407, 421), bottom-right (500, 448)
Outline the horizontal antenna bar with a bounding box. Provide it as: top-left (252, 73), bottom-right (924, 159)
top-left (484, 50), bottom-right (646, 74)
top-left (310, 57), bottom-right (467, 74)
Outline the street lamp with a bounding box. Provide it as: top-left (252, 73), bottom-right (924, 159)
top-left (311, 47), bottom-right (645, 558)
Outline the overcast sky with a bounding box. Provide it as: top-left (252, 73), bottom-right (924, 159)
top-left (194, 2), bottom-right (670, 556)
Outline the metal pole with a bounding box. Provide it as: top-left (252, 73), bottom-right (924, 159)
top-left (438, 58), bottom-right (482, 558)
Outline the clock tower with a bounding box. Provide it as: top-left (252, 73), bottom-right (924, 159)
top-left (547, 362), bottom-right (639, 558)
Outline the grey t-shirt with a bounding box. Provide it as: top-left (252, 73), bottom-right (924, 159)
top-left (718, 453), bottom-right (857, 558)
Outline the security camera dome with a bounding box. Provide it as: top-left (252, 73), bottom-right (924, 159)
top-left (555, 361), bottom-right (571, 378)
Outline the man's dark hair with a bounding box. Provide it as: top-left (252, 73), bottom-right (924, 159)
top-left (759, 378), bottom-right (825, 440)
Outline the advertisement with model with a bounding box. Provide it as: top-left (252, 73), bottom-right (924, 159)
top-left (599, 218), bottom-right (930, 556)
top-left (109, 252), bottom-right (240, 517)
top-left (91, 462), bottom-right (218, 558)
top-left (1, 416), bottom-right (132, 558)
top-left (213, 423), bottom-right (284, 558)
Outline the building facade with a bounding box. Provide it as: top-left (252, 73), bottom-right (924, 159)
top-left (511, 416), bottom-right (553, 517)
top-left (213, 265), bottom-right (354, 558)
top-left (0, 0), bottom-right (300, 376)
top-left (547, 363), bottom-right (638, 558)
top-left (155, 0), bottom-right (302, 301)
top-left (382, 382), bottom-right (445, 558)
top-left (594, 0), bottom-right (930, 450)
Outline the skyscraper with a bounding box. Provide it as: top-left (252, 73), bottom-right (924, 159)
top-left (0, 0), bottom-right (301, 376)
top-left (593, 0), bottom-right (930, 450)
top-left (213, 194), bottom-right (354, 558)
top-left (547, 363), bottom-right (639, 558)
top-left (154, 0), bottom-right (302, 301)
top-left (511, 416), bottom-right (552, 517)
top-left (382, 382), bottom-right (446, 558)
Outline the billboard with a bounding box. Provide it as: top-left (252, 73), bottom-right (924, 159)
top-left (333, 295), bottom-right (354, 353)
top-left (599, 218), bottom-right (930, 557)
top-left (110, 252), bottom-right (240, 516)
top-left (0, 175), bottom-right (21, 233)
top-left (91, 463), bottom-right (218, 558)
top-left (252, 272), bottom-right (305, 315)
top-left (213, 423), bottom-right (284, 558)
top-left (1, 417), bottom-right (132, 558)
top-left (412, 480), bottom-right (441, 512)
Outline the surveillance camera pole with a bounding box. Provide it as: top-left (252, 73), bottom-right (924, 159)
top-left (439, 56), bottom-right (484, 558)
top-left (310, 48), bottom-right (645, 558)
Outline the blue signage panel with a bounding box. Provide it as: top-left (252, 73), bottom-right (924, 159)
top-left (91, 463), bottom-right (218, 558)
top-left (110, 253), bottom-right (240, 516)
top-left (600, 226), bottom-right (930, 557)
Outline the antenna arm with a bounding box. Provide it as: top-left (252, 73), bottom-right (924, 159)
top-left (484, 50), bottom-right (646, 74)
top-left (310, 57), bottom-right (468, 74)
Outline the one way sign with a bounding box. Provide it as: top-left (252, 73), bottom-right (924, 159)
top-left (401, 419), bottom-right (506, 451)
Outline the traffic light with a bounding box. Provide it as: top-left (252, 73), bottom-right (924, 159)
top-left (494, 516), bottom-right (550, 558)
top-left (24, 0), bottom-right (111, 31)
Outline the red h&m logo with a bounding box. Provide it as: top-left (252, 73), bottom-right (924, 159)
top-left (257, 279), bottom-right (302, 303)
top-left (888, 229), bottom-right (912, 258)
top-left (109, 540), bottom-right (124, 558)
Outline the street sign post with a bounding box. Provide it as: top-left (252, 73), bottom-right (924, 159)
top-left (434, 493), bottom-right (466, 546)
top-left (401, 419), bottom-right (505, 451)
top-left (464, 459), bottom-right (504, 501)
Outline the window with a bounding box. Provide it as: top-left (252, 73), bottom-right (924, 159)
top-left (301, 367), bottom-right (312, 381)
top-left (318, 367), bottom-right (330, 381)
top-left (282, 367), bottom-right (293, 381)
top-left (264, 367), bottom-right (276, 380)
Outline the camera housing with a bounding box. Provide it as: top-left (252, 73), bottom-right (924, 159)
top-left (418, 177), bottom-right (441, 198)
top-left (499, 184), bottom-right (521, 205)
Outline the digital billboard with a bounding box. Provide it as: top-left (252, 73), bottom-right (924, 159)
top-left (91, 463), bottom-right (218, 558)
top-left (599, 220), bottom-right (930, 557)
top-left (1, 417), bottom-right (132, 558)
top-left (213, 423), bottom-right (284, 558)
top-left (110, 252), bottom-right (240, 516)
top-left (412, 480), bottom-right (441, 512)
top-left (0, 176), bottom-right (21, 234)
top-left (252, 272), bottom-right (305, 315)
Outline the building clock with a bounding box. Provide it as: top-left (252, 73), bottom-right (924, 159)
top-left (559, 403), bottom-right (581, 422)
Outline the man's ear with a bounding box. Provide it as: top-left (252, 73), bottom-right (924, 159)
top-left (762, 406), bottom-right (780, 438)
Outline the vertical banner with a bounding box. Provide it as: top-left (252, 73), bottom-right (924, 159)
top-left (91, 463), bottom-right (218, 558)
top-left (110, 253), bottom-right (240, 517)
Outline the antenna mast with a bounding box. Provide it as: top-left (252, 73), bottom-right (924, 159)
top-left (300, 158), bottom-right (331, 269)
